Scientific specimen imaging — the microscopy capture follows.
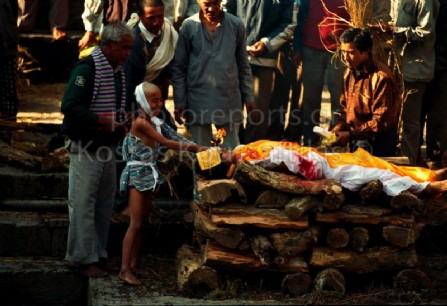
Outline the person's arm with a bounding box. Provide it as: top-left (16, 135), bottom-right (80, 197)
top-left (292, 0), bottom-right (308, 65)
top-left (173, 0), bottom-right (188, 30)
top-left (235, 19), bottom-right (256, 111)
top-left (135, 119), bottom-right (206, 153)
top-left (269, 0), bottom-right (299, 52)
top-left (170, 22), bottom-right (191, 124)
top-left (393, 0), bottom-right (438, 44)
top-left (61, 59), bottom-right (125, 133)
top-left (352, 76), bottom-right (399, 140)
top-left (78, 0), bottom-right (104, 50)
top-left (259, 0), bottom-right (294, 54)
top-left (61, 61), bottom-right (99, 126)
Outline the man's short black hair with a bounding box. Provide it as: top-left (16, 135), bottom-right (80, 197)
top-left (340, 28), bottom-right (373, 53)
top-left (138, 0), bottom-right (164, 14)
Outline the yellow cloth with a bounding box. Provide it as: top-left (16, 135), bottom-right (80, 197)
top-left (233, 141), bottom-right (436, 183)
top-left (79, 45), bottom-right (97, 59)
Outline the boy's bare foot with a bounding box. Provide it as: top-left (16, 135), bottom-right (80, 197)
top-left (119, 270), bottom-right (141, 286)
top-left (80, 264), bottom-right (108, 277)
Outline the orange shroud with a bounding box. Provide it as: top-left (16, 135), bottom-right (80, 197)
top-left (233, 141), bottom-right (436, 183)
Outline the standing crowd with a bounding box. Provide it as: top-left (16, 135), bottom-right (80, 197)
top-left (1, 0), bottom-right (446, 285)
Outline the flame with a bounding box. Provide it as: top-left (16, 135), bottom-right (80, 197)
top-left (211, 128), bottom-right (226, 146)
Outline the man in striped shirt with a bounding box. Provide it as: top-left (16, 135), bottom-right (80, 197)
top-left (61, 21), bottom-right (133, 278)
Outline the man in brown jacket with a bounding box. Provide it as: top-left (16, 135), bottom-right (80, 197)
top-left (331, 28), bottom-right (400, 157)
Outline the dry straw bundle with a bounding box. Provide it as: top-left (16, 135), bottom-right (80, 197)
top-left (320, 0), bottom-right (404, 141)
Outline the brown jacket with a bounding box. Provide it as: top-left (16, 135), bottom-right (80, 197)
top-left (333, 58), bottom-right (400, 140)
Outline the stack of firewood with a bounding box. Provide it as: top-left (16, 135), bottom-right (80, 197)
top-left (176, 161), bottom-right (431, 296)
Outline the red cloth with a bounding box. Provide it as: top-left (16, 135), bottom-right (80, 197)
top-left (301, 0), bottom-right (350, 51)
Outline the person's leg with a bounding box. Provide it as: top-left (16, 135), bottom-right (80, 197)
top-left (267, 44), bottom-right (293, 140)
top-left (0, 56), bottom-right (19, 121)
top-left (284, 64), bottom-right (302, 142)
top-left (300, 46), bottom-right (326, 146)
top-left (426, 69), bottom-right (447, 166)
top-left (216, 122), bottom-right (240, 149)
top-left (95, 146), bottom-right (116, 260)
top-left (17, 0), bottom-right (38, 32)
top-left (189, 124), bottom-right (213, 147)
top-left (243, 65), bottom-right (275, 143)
top-left (65, 142), bottom-right (109, 277)
top-left (120, 188), bottom-right (152, 286)
top-left (401, 81), bottom-right (427, 165)
top-left (49, 0), bottom-right (68, 39)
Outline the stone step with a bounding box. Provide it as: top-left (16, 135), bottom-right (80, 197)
top-left (0, 171), bottom-right (68, 200)
top-left (0, 200), bottom-right (193, 257)
top-left (0, 211), bottom-right (69, 257)
top-left (0, 257), bottom-right (87, 305)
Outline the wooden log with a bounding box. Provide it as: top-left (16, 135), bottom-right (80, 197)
top-left (203, 240), bottom-right (308, 273)
top-left (284, 195), bottom-right (322, 220)
top-left (349, 227), bottom-right (369, 252)
top-left (10, 130), bottom-right (50, 156)
top-left (247, 234), bottom-right (274, 265)
top-left (394, 269), bottom-right (431, 291)
top-left (191, 202), bottom-right (248, 250)
top-left (382, 225), bottom-right (422, 248)
top-left (176, 244), bottom-right (220, 291)
top-left (315, 211), bottom-right (415, 227)
top-left (323, 192), bottom-right (345, 211)
top-left (270, 229), bottom-right (317, 257)
top-left (359, 180), bottom-right (384, 205)
top-left (273, 256), bottom-right (308, 272)
top-left (281, 272), bottom-right (312, 296)
top-left (0, 119), bottom-right (44, 131)
top-left (41, 147), bottom-right (69, 172)
top-left (196, 178), bottom-right (246, 205)
top-left (418, 255), bottom-right (447, 282)
top-left (326, 228), bottom-right (349, 249)
top-left (234, 162), bottom-right (343, 195)
top-left (210, 204), bottom-right (308, 230)
top-left (313, 268), bottom-right (346, 296)
top-left (341, 205), bottom-right (392, 217)
top-left (390, 190), bottom-right (422, 212)
top-left (254, 189), bottom-right (291, 208)
top-left (0, 139), bottom-right (41, 170)
top-left (309, 246), bottom-right (418, 273)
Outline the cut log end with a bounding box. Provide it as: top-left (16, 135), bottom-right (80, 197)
top-left (313, 268), bottom-right (346, 296)
top-left (281, 272), bottom-right (312, 296)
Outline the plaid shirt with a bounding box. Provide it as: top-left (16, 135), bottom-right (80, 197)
top-left (334, 58), bottom-right (400, 140)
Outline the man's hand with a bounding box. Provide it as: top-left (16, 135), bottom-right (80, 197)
top-left (330, 131), bottom-right (350, 147)
top-left (174, 107), bottom-right (185, 125)
top-left (245, 101), bottom-right (259, 123)
top-left (247, 41), bottom-right (266, 56)
top-left (291, 51), bottom-right (302, 66)
top-left (78, 31), bottom-right (97, 50)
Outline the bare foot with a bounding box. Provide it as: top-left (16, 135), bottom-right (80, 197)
top-left (434, 168), bottom-right (447, 181)
top-left (80, 264), bottom-right (108, 277)
top-left (119, 270), bottom-right (141, 286)
top-left (52, 27), bottom-right (67, 40)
